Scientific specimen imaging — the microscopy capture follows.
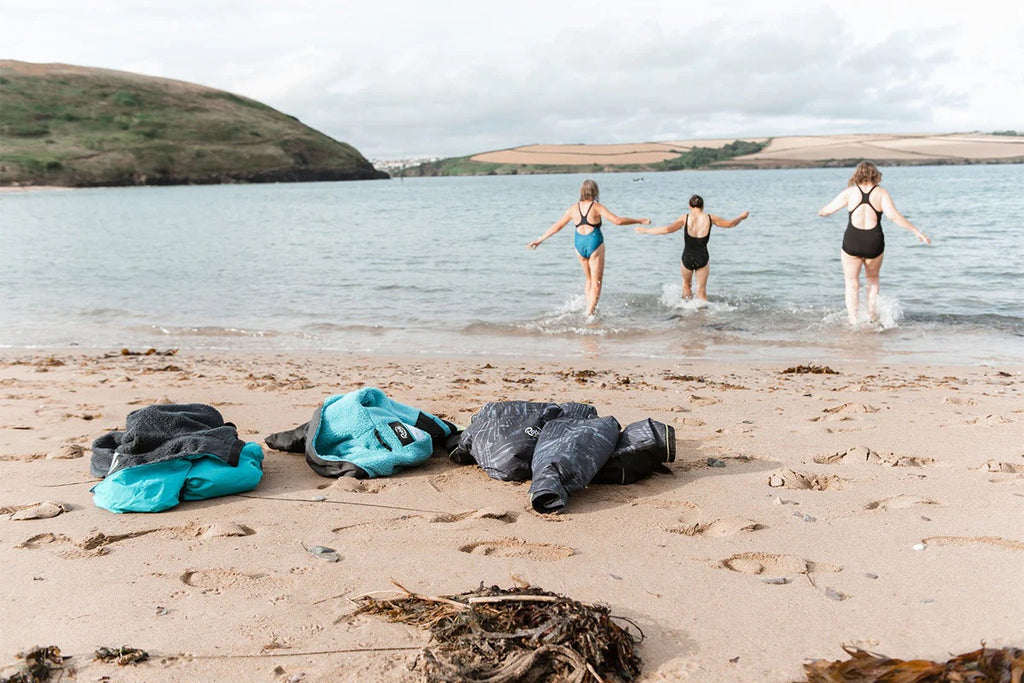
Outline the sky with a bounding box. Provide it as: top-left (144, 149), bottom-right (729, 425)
top-left (1, 0), bottom-right (1022, 159)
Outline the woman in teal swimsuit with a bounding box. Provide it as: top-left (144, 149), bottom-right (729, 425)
top-left (528, 179), bottom-right (650, 317)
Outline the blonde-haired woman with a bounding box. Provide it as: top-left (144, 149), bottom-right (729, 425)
top-left (819, 161), bottom-right (931, 325)
top-left (528, 179), bottom-right (649, 317)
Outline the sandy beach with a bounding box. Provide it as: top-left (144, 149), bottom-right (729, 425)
top-left (1, 349), bottom-right (1021, 681)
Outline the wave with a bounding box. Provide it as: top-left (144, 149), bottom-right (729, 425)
top-left (137, 324), bottom-right (287, 339)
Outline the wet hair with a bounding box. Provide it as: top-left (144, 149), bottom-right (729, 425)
top-left (689, 194), bottom-right (704, 209)
top-left (579, 179), bottom-right (599, 201)
top-left (849, 161), bottom-right (882, 186)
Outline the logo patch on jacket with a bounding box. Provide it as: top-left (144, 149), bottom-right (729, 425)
top-left (389, 422), bottom-right (415, 446)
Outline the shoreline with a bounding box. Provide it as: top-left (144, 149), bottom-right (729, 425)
top-left (2, 349), bottom-right (1021, 681)
top-left (6, 155), bottom-right (1021, 189)
top-left (3, 344), bottom-right (1022, 370)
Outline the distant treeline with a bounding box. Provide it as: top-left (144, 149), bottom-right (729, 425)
top-left (402, 139), bottom-right (769, 177)
top-left (652, 140), bottom-right (767, 171)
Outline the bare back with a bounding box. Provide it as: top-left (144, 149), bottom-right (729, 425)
top-left (846, 184), bottom-right (885, 230)
top-left (685, 211), bottom-right (712, 238)
top-left (571, 201), bottom-right (602, 236)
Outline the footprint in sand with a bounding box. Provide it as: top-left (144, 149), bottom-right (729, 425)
top-left (45, 443), bottom-right (85, 460)
top-left (767, 469), bottom-right (842, 491)
top-left (458, 538), bottom-right (574, 561)
top-left (967, 414), bottom-right (1013, 426)
top-left (719, 551), bottom-right (841, 575)
top-left (200, 522), bottom-right (256, 538)
top-left (426, 468), bottom-right (488, 494)
top-left (17, 523), bottom-right (255, 557)
top-left (687, 394), bottom-right (720, 406)
top-left (0, 452), bottom-right (47, 462)
top-left (180, 568), bottom-right (274, 595)
top-left (814, 446), bottom-right (934, 468)
top-left (863, 494), bottom-right (939, 511)
top-left (330, 478), bottom-right (387, 494)
top-left (4, 501), bottom-right (72, 520)
top-left (978, 459), bottom-right (1024, 474)
top-left (811, 403), bottom-right (880, 422)
top-left (921, 536), bottom-right (1024, 551)
top-left (639, 499), bottom-right (701, 511)
top-left (431, 509), bottom-right (518, 524)
top-left (668, 517), bottom-right (765, 537)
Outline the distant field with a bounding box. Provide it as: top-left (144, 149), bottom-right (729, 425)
top-left (468, 133), bottom-right (1024, 169)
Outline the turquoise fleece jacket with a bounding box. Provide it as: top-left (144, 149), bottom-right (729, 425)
top-left (309, 387), bottom-right (455, 478)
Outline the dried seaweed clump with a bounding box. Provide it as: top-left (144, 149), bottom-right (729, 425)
top-left (0, 645), bottom-right (69, 683)
top-left (782, 365), bottom-right (838, 375)
top-left (354, 583), bottom-right (642, 682)
top-left (94, 646), bottom-right (149, 666)
top-left (803, 645), bottom-right (1024, 682)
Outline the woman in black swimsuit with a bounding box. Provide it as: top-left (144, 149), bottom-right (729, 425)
top-left (635, 194), bottom-right (748, 301)
top-left (819, 161), bottom-right (930, 325)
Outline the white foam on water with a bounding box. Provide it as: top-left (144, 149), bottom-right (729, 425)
top-left (658, 283), bottom-right (737, 313)
top-left (819, 294), bottom-right (903, 330)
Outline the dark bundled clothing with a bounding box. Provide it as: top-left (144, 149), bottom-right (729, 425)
top-left (91, 403), bottom-right (244, 478)
top-left (451, 401), bottom-right (596, 481)
top-left (452, 401), bottom-right (676, 513)
top-left (529, 415), bottom-right (621, 514)
top-left (592, 418), bottom-right (676, 485)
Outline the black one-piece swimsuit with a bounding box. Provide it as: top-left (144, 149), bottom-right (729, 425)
top-left (681, 214), bottom-right (711, 271)
top-left (842, 186), bottom-right (885, 259)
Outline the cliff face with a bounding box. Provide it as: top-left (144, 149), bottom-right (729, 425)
top-left (0, 60), bottom-right (388, 186)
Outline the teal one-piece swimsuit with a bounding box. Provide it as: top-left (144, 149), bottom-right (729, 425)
top-left (574, 201), bottom-right (604, 258)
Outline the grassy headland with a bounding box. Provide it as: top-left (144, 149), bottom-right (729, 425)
top-left (0, 60), bottom-right (387, 187)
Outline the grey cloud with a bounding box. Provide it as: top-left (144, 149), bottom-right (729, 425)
top-left (292, 13), bottom-right (966, 157)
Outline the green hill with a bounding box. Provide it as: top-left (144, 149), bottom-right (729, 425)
top-left (0, 60), bottom-right (387, 186)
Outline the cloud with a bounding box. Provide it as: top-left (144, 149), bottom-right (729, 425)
top-left (1, 1), bottom-right (1020, 157)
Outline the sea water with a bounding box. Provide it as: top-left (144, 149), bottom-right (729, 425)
top-left (1, 165), bottom-right (1021, 364)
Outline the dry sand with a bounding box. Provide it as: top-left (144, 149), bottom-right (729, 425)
top-left (471, 133), bottom-right (1024, 167)
top-left (1, 350), bottom-right (1021, 681)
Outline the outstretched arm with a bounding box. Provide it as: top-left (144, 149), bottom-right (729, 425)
top-left (710, 211), bottom-right (749, 228)
top-left (598, 204), bottom-right (651, 227)
top-left (636, 215), bottom-right (685, 235)
top-left (880, 189), bottom-right (931, 244)
top-left (818, 190), bottom-right (849, 217)
top-left (527, 208), bottom-right (573, 249)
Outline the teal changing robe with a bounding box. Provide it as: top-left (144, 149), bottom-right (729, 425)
top-left (266, 387), bottom-right (459, 478)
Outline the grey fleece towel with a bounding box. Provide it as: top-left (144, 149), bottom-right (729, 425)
top-left (91, 404), bottom-right (244, 478)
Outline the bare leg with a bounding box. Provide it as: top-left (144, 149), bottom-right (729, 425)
top-left (693, 263), bottom-right (710, 301)
top-left (577, 253), bottom-right (593, 310)
top-left (585, 244), bottom-right (606, 316)
top-left (840, 251), bottom-right (864, 325)
top-left (680, 263), bottom-right (693, 299)
top-left (864, 253), bottom-right (884, 322)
